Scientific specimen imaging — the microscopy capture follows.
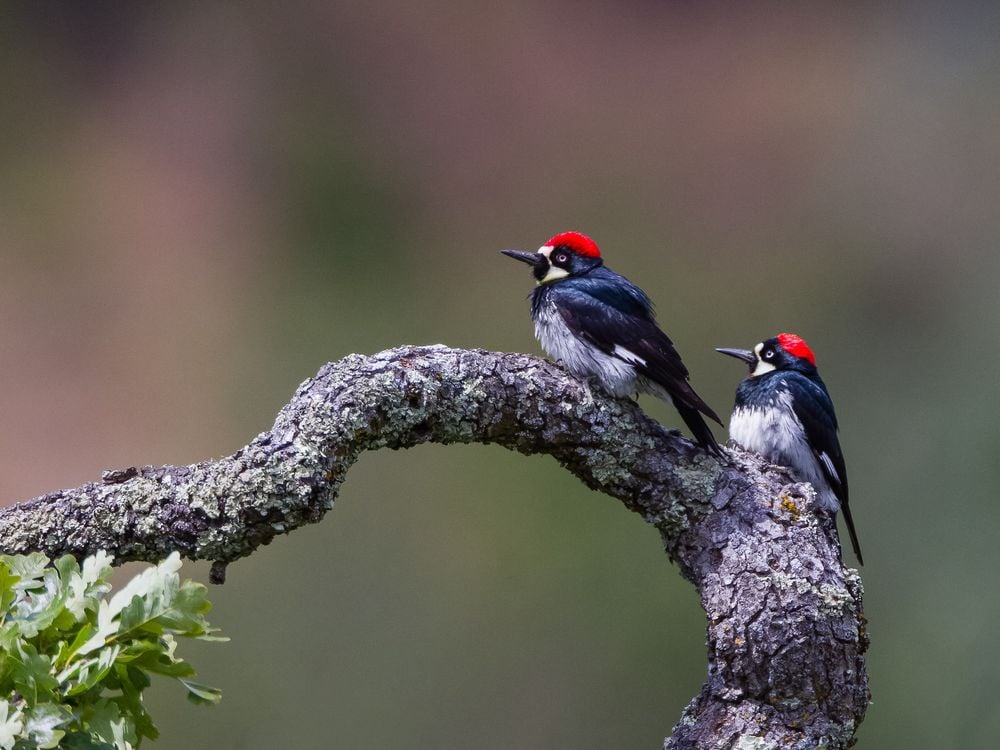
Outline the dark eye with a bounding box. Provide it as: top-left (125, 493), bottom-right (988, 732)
top-left (764, 349), bottom-right (774, 359)
top-left (554, 252), bottom-right (568, 264)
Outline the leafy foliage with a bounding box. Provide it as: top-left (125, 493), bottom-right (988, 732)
top-left (0, 552), bottom-right (224, 749)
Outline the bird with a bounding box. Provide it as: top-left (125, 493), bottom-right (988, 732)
top-left (501, 230), bottom-right (722, 455)
top-left (716, 333), bottom-right (863, 565)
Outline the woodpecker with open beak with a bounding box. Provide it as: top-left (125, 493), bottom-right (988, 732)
top-left (716, 333), bottom-right (863, 565)
top-left (501, 231), bottom-right (722, 455)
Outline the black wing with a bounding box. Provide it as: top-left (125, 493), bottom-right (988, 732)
top-left (792, 375), bottom-right (863, 564)
top-left (549, 284), bottom-right (723, 453)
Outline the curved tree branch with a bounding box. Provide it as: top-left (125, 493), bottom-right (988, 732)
top-left (0, 345), bottom-right (868, 748)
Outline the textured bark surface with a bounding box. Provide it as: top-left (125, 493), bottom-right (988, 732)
top-left (0, 345), bottom-right (868, 747)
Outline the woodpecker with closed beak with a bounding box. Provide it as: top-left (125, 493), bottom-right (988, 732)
top-left (501, 231), bottom-right (722, 455)
top-left (716, 333), bottom-right (863, 564)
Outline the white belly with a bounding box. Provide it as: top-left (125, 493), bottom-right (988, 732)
top-left (729, 393), bottom-right (839, 511)
top-left (533, 302), bottom-right (638, 397)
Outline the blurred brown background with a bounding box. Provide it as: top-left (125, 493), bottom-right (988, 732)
top-left (1, 2), bottom-right (998, 747)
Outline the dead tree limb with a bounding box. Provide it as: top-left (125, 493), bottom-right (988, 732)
top-left (0, 345), bottom-right (868, 748)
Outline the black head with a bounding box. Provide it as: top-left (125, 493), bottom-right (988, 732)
top-left (716, 332), bottom-right (819, 378)
top-left (501, 231), bottom-right (604, 284)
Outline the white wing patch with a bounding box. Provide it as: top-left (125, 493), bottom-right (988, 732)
top-left (817, 451), bottom-right (841, 485)
top-left (612, 345), bottom-right (647, 367)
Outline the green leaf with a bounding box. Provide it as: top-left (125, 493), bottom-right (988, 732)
top-left (60, 644), bottom-right (120, 696)
top-left (75, 602), bottom-right (119, 658)
top-left (22, 703), bottom-right (71, 749)
top-left (8, 643), bottom-right (58, 705)
top-left (52, 556), bottom-right (79, 587)
top-left (117, 638), bottom-right (192, 679)
top-left (110, 555), bottom-right (220, 645)
top-left (116, 595), bottom-right (161, 639)
top-left (0, 554), bottom-right (48, 592)
top-left (61, 552), bottom-right (113, 624)
top-left (78, 553), bottom-right (113, 588)
top-left (10, 570), bottom-right (64, 639)
top-left (0, 561), bottom-right (19, 615)
top-left (0, 701), bottom-right (23, 750)
top-left (113, 667), bottom-right (156, 744)
top-left (55, 622), bottom-right (97, 671)
top-left (0, 551), bottom-right (223, 749)
top-left (57, 733), bottom-right (116, 750)
top-left (179, 679), bottom-right (223, 706)
top-left (84, 699), bottom-right (139, 750)
top-left (107, 553), bottom-right (182, 621)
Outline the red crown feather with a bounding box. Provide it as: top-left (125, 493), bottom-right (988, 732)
top-left (777, 333), bottom-right (816, 365)
top-left (544, 231), bottom-right (601, 258)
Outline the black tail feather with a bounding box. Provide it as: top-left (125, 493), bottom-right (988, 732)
top-left (675, 402), bottom-right (724, 457)
top-left (840, 502), bottom-right (864, 566)
top-left (699, 400), bottom-right (724, 427)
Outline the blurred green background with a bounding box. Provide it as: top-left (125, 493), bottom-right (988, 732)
top-left (1, 2), bottom-right (998, 748)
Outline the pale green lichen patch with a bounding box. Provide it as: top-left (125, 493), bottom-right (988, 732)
top-left (818, 582), bottom-right (855, 616)
top-left (769, 569), bottom-right (817, 598)
top-left (650, 501), bottom-right (691, 540)
top-left (673, 460), bottom-right (723, 505)
top-left (733, 735), bottom-right (778, 750)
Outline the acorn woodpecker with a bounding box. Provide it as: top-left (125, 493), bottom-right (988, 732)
top-left (716, 333), bottom-right (863, 565)
top-left (501, 231), bottom-right (722, 455)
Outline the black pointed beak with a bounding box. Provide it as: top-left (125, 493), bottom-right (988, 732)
top-left (500, 249), bottom-right (545, 268)
top-left (715, 347), bottom-right (757, 365)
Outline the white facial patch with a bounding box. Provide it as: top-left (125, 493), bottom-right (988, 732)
top-left (751, 342), bottom-right (776, 377)
top-left (536, 244), bottom-right (569, 283)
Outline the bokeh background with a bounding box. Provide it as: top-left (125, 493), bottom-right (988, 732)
top-left (1, 3), bottom-right (998, 748)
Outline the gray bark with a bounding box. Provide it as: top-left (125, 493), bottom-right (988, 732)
top-left (0, 345), bottom-right (868, 748)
